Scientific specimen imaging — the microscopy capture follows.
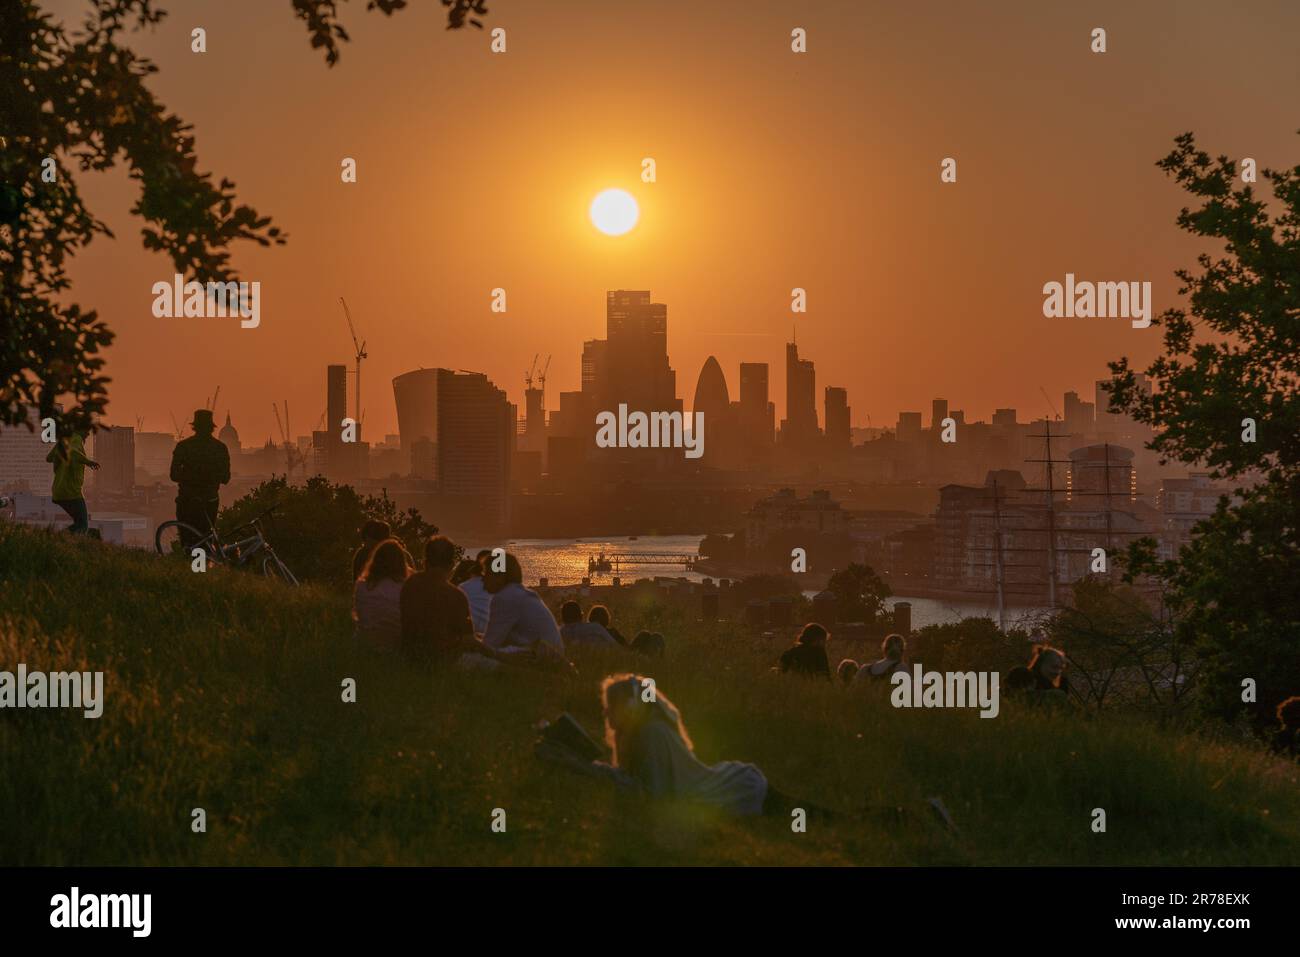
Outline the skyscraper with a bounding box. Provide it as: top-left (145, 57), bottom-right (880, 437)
top-left (931, 398), bottom-right (949, 431)
top-left (393, 368), bottom-right (514, 524)
top-left (896, 411), bottom-right (923, 443)
top-left (739, 362), bottom-right (775, 462)
top-left (824, 386), bottom-right (850, 452)
top-left (1063, 390), bottom-right (1095, 440)
top-left (780, 340), bottom-right (818, 450)
top-left (595, 291), bottom-right (678, 412)
top-left (326, 363), bottom-right (348, 475)
top-left (692, 356), bottom-right (731, 467)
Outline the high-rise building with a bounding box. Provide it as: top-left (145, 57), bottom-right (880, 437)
top-left (393, 368), bottom-right (514, 524)
top-left (824, 386), bottom-right (850, 451)
top-left (780, 340), bottom-right (818, 450)
top-left (896, 411), bottom-right (923, 443)
top-left (992, 408), bottom-right (1018, 428)
top-left (1063, 391), bottom-right (1095, 439)
top-left (93, 425), bottom-right (135, 495)
top-left (692, 356), bottom-right (731, 467)
top-left (931, 398), bottom-right (949, 431)
top-left (0, 407), bottom-right (53, 494)
top-left (738, 362), bottom-right (775, 462)
top-left (594, 291), bottom-right (678, 411)
top-left (326, 364), bottom-right (349, 475)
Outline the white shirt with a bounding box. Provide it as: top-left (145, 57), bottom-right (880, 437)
top-left (483, 583), bottom-right (565, 656)
top-left (458, 576), bottom-right (492, 635)
top-left (561, 621), bottom-right (621, 649)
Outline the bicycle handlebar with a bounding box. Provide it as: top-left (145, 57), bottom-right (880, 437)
top-left (229, 503), bottom-right (279, 535)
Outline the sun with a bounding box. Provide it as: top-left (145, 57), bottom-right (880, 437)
top-left (589, 188), bottom-right (639, 236)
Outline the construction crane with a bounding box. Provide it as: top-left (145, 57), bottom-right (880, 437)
top-left (135, 416), bottom-right (144, 432)
top-left (339, 297), bottom-right (367, 440)
top-left (538, 354), bottom-right (551, 392)
top-left (169, 411), bottom-right (185, 440)
top-left (206, 385), bottom-right (220, 413)
top-left (272, 400), bottom-right (301, 478)
top-left (524, 354), bottom-right (539, 390)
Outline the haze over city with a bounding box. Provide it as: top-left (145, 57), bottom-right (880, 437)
top-left (45, 0), bottom-right (1300, 441)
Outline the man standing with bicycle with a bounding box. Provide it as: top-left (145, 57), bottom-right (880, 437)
top-left (169, 409), bottom-right (231, 549)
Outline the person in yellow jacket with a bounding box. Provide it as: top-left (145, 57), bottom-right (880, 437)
top-left (45, 430), bottom-right (100, 534)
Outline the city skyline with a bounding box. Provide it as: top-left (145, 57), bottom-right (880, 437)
top-left (38, 0), bottom-right (1300, 443)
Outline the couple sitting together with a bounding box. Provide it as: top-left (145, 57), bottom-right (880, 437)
top-left (354, 536), bottom-right (566, 671)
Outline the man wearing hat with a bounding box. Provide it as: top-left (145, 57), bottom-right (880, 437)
top-left (168, 409), bottom-right (231, 549)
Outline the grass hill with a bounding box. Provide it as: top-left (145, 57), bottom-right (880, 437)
top-left (1, 523), bottom-right (1296, 865)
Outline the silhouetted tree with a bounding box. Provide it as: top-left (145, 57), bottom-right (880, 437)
top-left (826, 562), bottom-right (891, 624)
top-left (220, 475), bottom-right (444, 587)
top-left (1108, 132), bottom-right (1300, 733)
top-left (0, 0), bottom-right (487, 436)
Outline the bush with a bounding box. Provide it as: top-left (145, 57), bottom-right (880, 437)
top-left (218, 476), bottom-right (443, 587)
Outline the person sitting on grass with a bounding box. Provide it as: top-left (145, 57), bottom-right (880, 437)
top-left (353, 538), bottom-right (411, 653)
top-left (540, 673), bottom-right (832, 821)
top-left (1027, 644), bottom-right (1071, 696)
top-left (400, 535), bottom-right (503, 668)
top-left (776, 623), bottom-right (832, 679)
top-left (559, 599), bottom-right (621, 649)
top-left (631, 631), bottom-right (666, 657)
top-left (587, 604), bottom-right (628, 646)
top-left (836, 659), bottom-right (860, 686)
top-left (481, 552), bottom-right (567, 666)
top-left (352, 519), bottom-right (392, 582)
top-left (455, 549), bottom-right (494, 636)
top-left (854, 633), bottom-right (908, 685)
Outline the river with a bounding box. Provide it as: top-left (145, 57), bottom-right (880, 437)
top-left (470, 535), bottom-right (1052, 630)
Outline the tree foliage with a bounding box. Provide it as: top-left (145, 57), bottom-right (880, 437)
top-left (826, 562), bottom-right (891, 624)
top-left (1109, 132), bottom-right (1300, 733)
top-left (219, 475), bottom-right (443, 588)
top-left (0, 0), bottom-right (484, 436)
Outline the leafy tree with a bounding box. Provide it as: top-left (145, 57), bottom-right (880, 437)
top-left (826, 562), bottom-right (891, 624)
top-left (1048, 577), bottom-right (1194, 714)
top-left (0, 0), bottom-right (486, 436)
top-left (219, 475), bottom-right (445, 587)
top-left (908, 617), bottom-right (1028, 675)
top-left (1108, 132), bottom-right (1300, 733)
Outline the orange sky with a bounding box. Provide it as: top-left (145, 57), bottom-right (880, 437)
top-left (52, 0), bottom-right (1300, 443)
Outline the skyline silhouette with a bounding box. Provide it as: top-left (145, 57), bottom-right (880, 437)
top-left (35, 0), bottom-right (1300, 443)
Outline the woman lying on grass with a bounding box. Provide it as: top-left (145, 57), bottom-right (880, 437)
top-left (540, 673), bottom-right (833, 820)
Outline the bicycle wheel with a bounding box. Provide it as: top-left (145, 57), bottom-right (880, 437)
top-left (261, 554), bottom-right (298, 585)
top-left (155, 520), bottom-right (205, 557)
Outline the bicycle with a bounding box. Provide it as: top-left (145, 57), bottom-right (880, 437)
top-left (155, 504), bottom-right (299, 585)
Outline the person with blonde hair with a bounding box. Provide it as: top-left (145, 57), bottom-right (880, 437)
top-left (542, 673), bottom-right (831, 819)
top-left (853, 632), bottom-right (907, 686)
top-left (353, 537), bottom-right (411, 652)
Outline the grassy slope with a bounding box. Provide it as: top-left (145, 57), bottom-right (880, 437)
top-left (1, 523), bottom-right (1296, 866)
